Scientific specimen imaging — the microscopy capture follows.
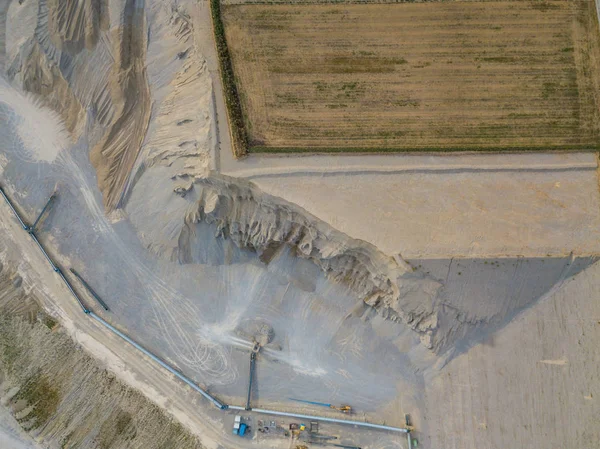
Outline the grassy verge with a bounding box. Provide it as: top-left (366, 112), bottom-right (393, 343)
top-left (210, 0), bottom-right (249, 158)
top-left (249, 144), bottom-right (600, 154)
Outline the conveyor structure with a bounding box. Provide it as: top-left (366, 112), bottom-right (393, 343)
top-left (0, 183), bottom-right (415, 440)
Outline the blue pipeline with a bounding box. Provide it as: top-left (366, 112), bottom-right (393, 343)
top-left (1, 183), bottom-right (415, 435)
top-left (0, 186), bottom-right (27, 230)
top-left (56, 268), bottom-right (89, 314)
top-left (289, 398), bottom-right (332, 408)
top-left (29, 233), bottom-right (60, 272)
top-left (250, 408), bottom-right (410, 433)
top-left (69, 268), bottom-right (110, 311)
top-left (0, 184), bottom-right (226, 409)
top-left (1, 185), bottom-right (59, 272)
top-left (88, 311), bottom-right (227, 410)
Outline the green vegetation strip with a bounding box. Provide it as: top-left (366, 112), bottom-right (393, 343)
top-left (210, 0), bottom-right (249, 158)
top-left (250, 144), bottom-right (600, 154)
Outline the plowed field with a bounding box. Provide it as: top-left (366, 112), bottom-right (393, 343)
top-left (222, 1), bottom-right (600, 152)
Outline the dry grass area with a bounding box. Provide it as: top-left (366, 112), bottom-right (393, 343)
top-left (222, 0), bottom-right (600, 152)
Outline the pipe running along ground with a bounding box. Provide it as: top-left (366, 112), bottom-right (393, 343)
top-left (0, 184), bottom-right (414, 436)
top-left (248, 408), bottom-right (409, 434)
top-left (87, 311), bottom-right (227, 409)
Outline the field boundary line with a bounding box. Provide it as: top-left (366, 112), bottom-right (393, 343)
top-left (209, 0), bottom-right (249, 158)
top-left (221, 0), bottom-right (536, 5)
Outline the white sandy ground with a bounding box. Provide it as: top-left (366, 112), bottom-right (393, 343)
top-left (0, 79), bottom-right (67, 164)
top-left (0, 406), bottom-right (41, 449)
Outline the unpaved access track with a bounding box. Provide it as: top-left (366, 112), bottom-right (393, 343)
top-left (0, 196), bottom-right (232, 449)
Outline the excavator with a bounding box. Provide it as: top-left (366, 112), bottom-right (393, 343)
top-left (289, 398), bottom-right (352, 414)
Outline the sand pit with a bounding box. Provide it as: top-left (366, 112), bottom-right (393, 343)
top-left (1, 0), bottom-right (600, 448)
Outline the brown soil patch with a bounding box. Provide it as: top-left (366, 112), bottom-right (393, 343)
top-left (222, 1), bottom-right (600, 152)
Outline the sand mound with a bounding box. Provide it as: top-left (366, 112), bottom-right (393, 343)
top-left (6, 0), bottom-right (150, 210)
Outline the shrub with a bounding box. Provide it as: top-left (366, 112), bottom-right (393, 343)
top-left (210, 0), bottom-right (249, 157)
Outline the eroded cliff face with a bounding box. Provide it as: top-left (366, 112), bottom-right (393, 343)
top-left (122, 0), bottom-right (215, 203)
top-left (4, 0), bottom-right (561, 361)
top-left (170, 175), bottom-right (588, 356)
top-left (2, 0), bottom-right (563, 360)
top-left (8, 0), bottom-right (445, 351)
top-left (5, 0), bottom-right (150, 210)
top-left (0, 263), bottom-right (202, 449)
top-left (177, 174), bottom-right (447, 350)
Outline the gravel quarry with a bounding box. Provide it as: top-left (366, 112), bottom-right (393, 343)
top-left (1, 1), bottom-right (599, 449)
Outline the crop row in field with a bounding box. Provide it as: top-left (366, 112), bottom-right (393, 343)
top-left (221, 0), bottom-right (600, 153)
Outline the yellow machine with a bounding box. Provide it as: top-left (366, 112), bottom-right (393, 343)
top-left (289, 398), bottom-right (352, 414)
top-left (332, 405), bottom-right (352, 414)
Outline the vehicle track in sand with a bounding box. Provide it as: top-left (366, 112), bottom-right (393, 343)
top-left (58, 153), bottom-right (240, 385)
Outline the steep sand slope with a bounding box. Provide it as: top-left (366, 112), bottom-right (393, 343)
top-left (5, 0), bottom-right (150, 210)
